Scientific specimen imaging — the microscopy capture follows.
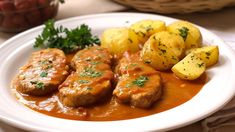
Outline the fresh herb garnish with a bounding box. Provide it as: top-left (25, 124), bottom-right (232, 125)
top-left (90, 61), bottom-right (101, 65)
top-left (78, 80), bottom-right (90, 84)
top-left (80, 67), bottom-right (103, 78)
top-left (85, 87), bottom-right (93, 91)
top-left (197, 63), bottom-right (205, 68)
top-left (34, 20), bottom-right (100, 53)
top-left (30, 81), bottom-right (45, 89)
top-left (132, 76), bottom-right (149, 87)
top-left (178, 27), bottom-right (189, 41)
top-left (205, 52), bottom-right (211, 56)
top-left (40, 71), bottom-right (48, 77)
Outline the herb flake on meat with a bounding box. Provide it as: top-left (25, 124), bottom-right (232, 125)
top-left (40, 71), bottom-right (48, 77)
top-left (80, 67), bottom-right (103, 78)
top-left (132, 76), bottom-right (149, 87)
top-left (30, 81), bottom-right (45, 89)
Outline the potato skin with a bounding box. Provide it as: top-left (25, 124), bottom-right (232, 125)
top-left (101, 27), bottom-right (139, 55)
top-left (186, 46), bottom-right (219, 67)
top-left (141, 31), bottom-right (184, 71)
top-left (130, 19), bottom-right (166, 44)
top-left (172, 53), bottom-right (206, 80)
top-left (167, 21), bottom-right (202, 50)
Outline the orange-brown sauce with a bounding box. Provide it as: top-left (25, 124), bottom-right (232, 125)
top-left (13, 53), bottom-right (207, 121)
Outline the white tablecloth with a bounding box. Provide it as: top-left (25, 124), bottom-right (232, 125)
top-left (0, 0), bottom-right (235, 131)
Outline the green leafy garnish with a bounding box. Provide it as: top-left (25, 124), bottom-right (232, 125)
top-left (30, 81), bottom-right (45, 89)
top-left (34, 20), bottom-right (100, 53)
top-left (178, 27), bottom-right (189, 41)
top-left (80, 67), bottom-right (103, 78)
top-left (132, 76), bottom-right (149, 87)
top-left (78, 80), bottom-right (90, 84)
top-left (197, 62), bottom-right (205, 68)
top-left (40, 71), bottom-right (48, 77)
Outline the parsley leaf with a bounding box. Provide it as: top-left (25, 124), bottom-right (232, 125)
top-left (30, 81), bottom-right (45, 89)
top-left (34, 20), bottom-right (100, 53)
top-left (40, 71), bottom-right (48, 77)
top-left (178, 27), bottom-right (189, 41)
top-left (132, 76), bottom-right (149, 87)
top-left (80, 67), bottom-right (103, 78)
top-left (78, 80), bottom-right (90, 84)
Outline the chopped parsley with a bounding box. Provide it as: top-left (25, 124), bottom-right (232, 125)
top-left (34, 20), bottom-right (100, 53)
top-left (160, 49), bottom-right (166, 54)
top-left (85, 87), bottom-right (93, 91)
top-left (80, 67), bottom-right (103, 78)
top-left (90, 61), bottom-right (101, 65)
top-left (178, 27), bottom-right (189, 41)
top-left (145, 25), bottom-right (153, 32)
top-left (128, 38), bottom-right (133, 43)
top-left (144, 61), bottom-right (151, 64)
top-left (197, 62), bottom-right (205, 68)
top-left (205, 52), bottom-right (211, 56)
top-left (40, 71), bottom-right (48, 77)
top-left (30, 81), bottom-right (45, 89)
top-left (78, 80), bottom-right (90, 84)
top-left (132, 76), bottom-right (149, 87)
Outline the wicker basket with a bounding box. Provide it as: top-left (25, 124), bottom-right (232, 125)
top-left (113, 0), bottom-right (235, 14)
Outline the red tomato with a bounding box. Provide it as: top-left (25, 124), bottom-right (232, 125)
top-left (0, 1), bottom-right (15, 13)
top-left (26, 9), bottom-right (42, 26)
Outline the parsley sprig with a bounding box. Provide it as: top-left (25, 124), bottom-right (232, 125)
top-left (34, 20), bottom-right (100, 53)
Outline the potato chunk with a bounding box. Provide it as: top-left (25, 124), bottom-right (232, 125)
top-left (167, 21), bottom-right (202, 49)
top-left (186, 46), bottom-right (219, 67)
top-left (101, 27), bottom-right (139, 55)
top-left (172, 53), bottom-right (206, 80)
top-left (141, 31), bottom-right (185, 71)
top-left (130, 19), bottom-right (166, 44)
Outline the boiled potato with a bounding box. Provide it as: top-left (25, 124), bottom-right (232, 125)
top-left (141, 31), bottom-right (185, 71)
top-left (130, 19), bottom-right (166, 44)
top-left (101, 27), bottom-right (139, 55)
top-left (186, 45), bottom-right (219, 67)
top-left (172, 53), bottom-right (206, 80)
top-left (167, 21), bottom-right (202, 50)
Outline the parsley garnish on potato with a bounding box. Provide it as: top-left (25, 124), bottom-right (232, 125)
top-left (34, 20), bottom-right (100, 53)
top-left (178, 27), bottom-right (189, 41)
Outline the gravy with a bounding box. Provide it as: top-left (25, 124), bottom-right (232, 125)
top-left (12, 53), bottom-right (207, 121)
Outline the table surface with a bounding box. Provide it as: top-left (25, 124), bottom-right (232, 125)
top-left (0, 0), bottom-right (235, 132)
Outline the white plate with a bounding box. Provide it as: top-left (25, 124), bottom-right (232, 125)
top-left (0, 13), bottom-right (235, 132)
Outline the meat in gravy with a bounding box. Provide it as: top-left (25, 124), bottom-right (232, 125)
top-left (113, 53), bottom-right (162, 108)
top-left (13, 49), bottom-right (69, 96)
top-left (59, 46), bottom-right (114, 107)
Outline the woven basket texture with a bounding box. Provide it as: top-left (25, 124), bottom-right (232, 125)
top-left (113, 0), bottom-right (235, 14)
